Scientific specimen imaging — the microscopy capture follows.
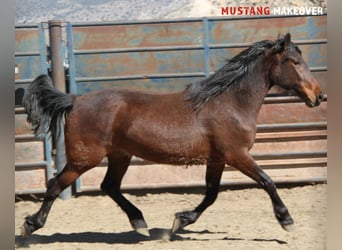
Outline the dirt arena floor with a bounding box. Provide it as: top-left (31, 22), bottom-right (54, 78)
top-left (15, 184), bottom-right (327, 250)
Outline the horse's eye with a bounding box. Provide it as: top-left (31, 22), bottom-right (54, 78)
top-left (287, 57), bottom-right (300, 65)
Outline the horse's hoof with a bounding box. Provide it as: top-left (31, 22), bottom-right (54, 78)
top-left (135, 227), bottom-right (150, 237)
top-left (171, 211), bottom-right (199, 233)
top-left (171, 216), bottom-right (182, 233)
top-left (20, 223), bottom-right (31, 237)
top-left (131, 219), bottom-right (150, 237)
top-left (282, 223), bottom-right (296, 232)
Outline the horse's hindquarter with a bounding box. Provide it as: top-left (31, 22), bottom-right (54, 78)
top-left (64, 90), bottom-right (128, 168)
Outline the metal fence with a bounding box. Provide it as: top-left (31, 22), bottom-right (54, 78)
top-left (15, 23), bottom-right (54, 195)
top-left (15, 15), bottom-right (327, 198)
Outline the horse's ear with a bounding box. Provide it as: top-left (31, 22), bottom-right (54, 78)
top-left (273, 33), bottom-right (291, 53)
top-left (283, 33), bottom-right (291, 47)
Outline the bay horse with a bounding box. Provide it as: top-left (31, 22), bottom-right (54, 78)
top-left (21, 33), bottom-right (323, 237)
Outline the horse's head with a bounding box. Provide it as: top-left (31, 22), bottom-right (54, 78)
top-left (271, 33), bottom-right (323, 107)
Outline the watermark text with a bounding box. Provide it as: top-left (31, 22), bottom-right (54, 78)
top-left (221, 6), bottom-right (324, 16)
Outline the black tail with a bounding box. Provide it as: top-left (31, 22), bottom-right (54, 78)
top-left (23, 74), bottom-right (75, 137)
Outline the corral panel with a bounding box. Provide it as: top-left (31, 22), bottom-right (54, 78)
top-left (15, 28), bottom-right (41, 52)
top-left (15, 56), bottom-right (43, 80)
top-left (208, 15), bottom-right (327, 44)
top-left (72, 21), bottom-right (204, 49)
top-left (74, 50), bottom-right (204, 77)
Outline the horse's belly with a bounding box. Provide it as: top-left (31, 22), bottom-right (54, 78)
top-left (120, 133), bottom-right (210, 165)
top-left (134, 149), bottom-right (209, 166)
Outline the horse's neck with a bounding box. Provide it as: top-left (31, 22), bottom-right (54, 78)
top-left (228, 59), bottom-right (272, 119)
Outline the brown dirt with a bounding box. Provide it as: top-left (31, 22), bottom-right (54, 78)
top-left (15, 184), bottom-right (327, 250)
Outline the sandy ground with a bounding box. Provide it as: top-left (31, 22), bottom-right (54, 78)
top-left (15, 184), bottom-right (327, 250)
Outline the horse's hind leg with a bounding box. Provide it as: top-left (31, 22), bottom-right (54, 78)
top-left (229, 151), bottom-right (294, 231)
top-left (100, 151), bottom-right (149, 236)
top-left (172, 162), bottom-right (225, 233)
top-left (21, 164), bottom-right (82, 236)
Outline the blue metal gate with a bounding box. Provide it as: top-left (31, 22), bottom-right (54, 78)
top-left (66, 16), bottom-right (327, 95)
top-left (15, 23), bottom-right (55, 195)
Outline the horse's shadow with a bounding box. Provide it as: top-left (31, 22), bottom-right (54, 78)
top-left (15, 228), bottom-right (287, 247)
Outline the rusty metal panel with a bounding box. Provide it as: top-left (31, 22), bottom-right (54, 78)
top-left (221, 167), bottom-right (326, 186)
top-left (251, 140), bottom-right (327, 155)
top-left (15, 114), bottom-right (31, 135)
top-left (74, 50), bottom-right (205, 78)
top-left (257, 102), bottom-right (327, 124)
top-left (69, 15), bottom-right (327, 98)
top-left (15, 142), bottom-right (45, 163)
top-left (15, 55), bottom-right (43, 80)
top-left (207, 15), bottom-right (327, 44)
top-left (72, 21), bottom-right (204, 50)
top-left (15, 28), bottom-right (41, 52)
top-left (312, 71), bottom-right (327, 93)
top-left (15, 24), bottom-right (48, 81)
top-left (15, 169), bottom-right (47, 194)
top-left (299, 43), bottom-right (327, 68)
top-left (209, 43), bottom-right (327, 71)
top-left (69, 20), bottom-right (208, 95)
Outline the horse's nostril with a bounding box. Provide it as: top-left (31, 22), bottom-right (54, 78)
top-left (318, 92), bottom-right (324, 101)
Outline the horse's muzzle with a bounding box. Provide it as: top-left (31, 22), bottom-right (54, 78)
top-left (305, 92), bottom-right (324, 108)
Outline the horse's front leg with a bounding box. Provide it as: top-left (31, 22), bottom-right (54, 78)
top-left (172, 162), bottom-right (225, 233)
top-left (228, 150), bottom-right (294, 231)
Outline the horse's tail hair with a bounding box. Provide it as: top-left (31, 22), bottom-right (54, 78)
top-left (23, 74), bottom-right (75, 138)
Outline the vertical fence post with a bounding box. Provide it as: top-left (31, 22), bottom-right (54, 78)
top-left (202, 17), bottom-right (210, 78)
top-left (48, 20), bottom-right (71, 200)
top-left (38, 22), bottom-right (56, 183)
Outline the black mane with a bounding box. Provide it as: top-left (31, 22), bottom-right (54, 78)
top-left (185, 38), bottom-right (287, 110)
